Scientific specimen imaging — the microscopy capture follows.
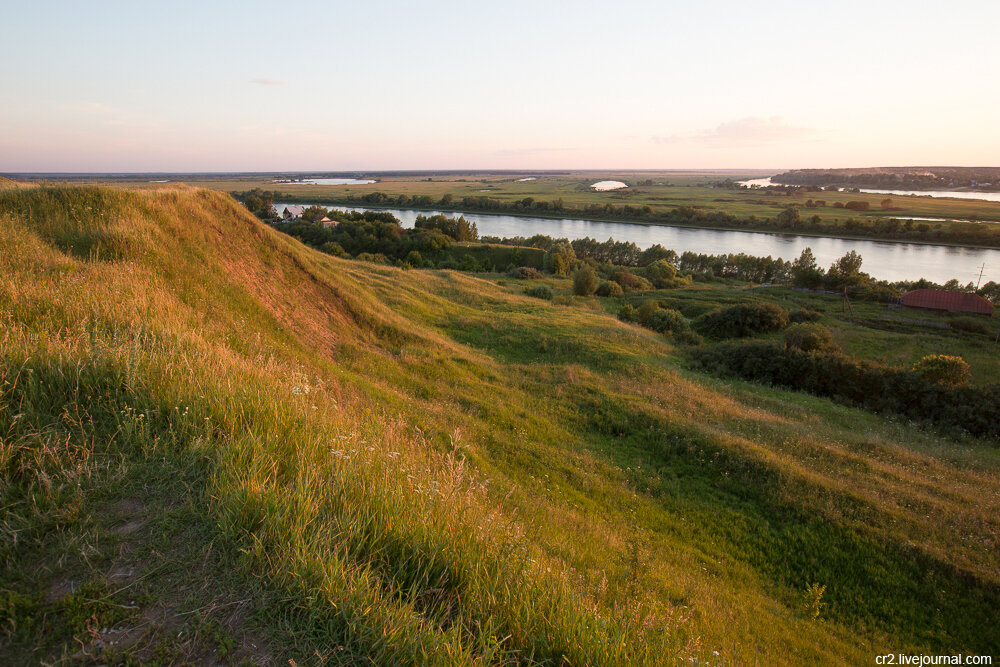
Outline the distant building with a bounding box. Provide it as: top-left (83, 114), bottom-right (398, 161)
top-left (901, 289), bottom-right (994, 315)
top-left (281, 205), bottom-right (305, 221)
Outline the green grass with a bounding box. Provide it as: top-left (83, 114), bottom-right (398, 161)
top-left (2, 185), bottom-right (999, 665)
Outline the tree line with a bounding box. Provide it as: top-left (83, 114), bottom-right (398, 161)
top-left (286, 189), bottom-right (1000, 248)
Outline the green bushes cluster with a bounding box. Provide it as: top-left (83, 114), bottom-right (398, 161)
top-left (608, 269), bottom-right (652, 293)
top-left (696, 302), bottom-right (789, 338)
top-left (596, 281), bottom-right (624, 297)
top-left (524, 285), bottom-right (554, 300)
top-left (783, 323), bottom-right (836, 352)
top-left (912, 355), bottom-right (971, 386)
top-left (949, 317), bottom-right (991, 335)
top-left (573, 266), bottom-right (599, 296)
top-left (508, 266), bottom-right (544, 280)
top-left (617, 304), bottom-right (637, 322)
top-left (619, 300), bottom-right (701, 344)
top-left (692, 342), bottom-right (999, 439)
top-left (789, 308), bottom-right (823, 323)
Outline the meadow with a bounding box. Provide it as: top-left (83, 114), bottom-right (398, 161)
top-left (1, 182), bottom-right (998, 665)
top-left (70, 170), bottom-right (1000, 245)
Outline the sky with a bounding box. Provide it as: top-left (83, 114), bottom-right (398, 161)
top-left (2, 0), bottom-right (999, 172)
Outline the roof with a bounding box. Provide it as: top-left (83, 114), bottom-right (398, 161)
top-left (282, 205), bottom-right (305, 217)
top-left (901, 289), bottom-right (994, 315)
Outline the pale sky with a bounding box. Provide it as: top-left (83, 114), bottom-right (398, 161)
top-left (2, 0), bottom-right (998, 172)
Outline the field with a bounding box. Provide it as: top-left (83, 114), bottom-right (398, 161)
top-left (53, 170), bottom-right (1000, 238)
top-left (1, 183), bottom-right (999, 665)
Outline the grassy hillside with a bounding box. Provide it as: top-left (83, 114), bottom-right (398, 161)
top-left (2, 185), bottom-right (998, 664)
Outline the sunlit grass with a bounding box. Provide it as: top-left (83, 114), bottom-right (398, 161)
top-left (2, 185), bottom-right (998, 664)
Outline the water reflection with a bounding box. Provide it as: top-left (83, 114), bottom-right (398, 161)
top-left (274, 202), bottom-right (999, 284)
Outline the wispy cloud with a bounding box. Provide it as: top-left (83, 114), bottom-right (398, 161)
top-left (654, 116), bottom-right (824, 146)
top-left (250, 77), bottom-right (285, 86)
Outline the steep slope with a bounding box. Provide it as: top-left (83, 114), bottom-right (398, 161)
top-left (1, 185), bottom-right (998, 664)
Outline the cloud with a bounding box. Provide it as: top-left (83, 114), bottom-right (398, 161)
top-left (250, 77), bottom-right (285, 86)
top-left (654, 116), bottom-right (823, 146)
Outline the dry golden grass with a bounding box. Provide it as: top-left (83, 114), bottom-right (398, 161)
top-left (2, 184), bottom-right (998, 664)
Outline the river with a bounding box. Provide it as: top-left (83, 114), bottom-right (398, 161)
top-left (739, 177), bottom-right (1000, 204)
top-left (274, 202), bottom-right (999, 285)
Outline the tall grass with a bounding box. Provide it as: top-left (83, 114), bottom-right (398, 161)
top-left (2, 185), bottom-right (998, 664)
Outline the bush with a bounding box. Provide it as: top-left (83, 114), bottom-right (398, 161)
top-left (608, 269), bottom-right (652, 293)
top-left (950, 317), bottom-right (990, 335)
top-left (596, 281), bottom-right (624, 297)
top-left (356, 252), bottom-right (390, 264)
top-left (644, 259), bottom-right (678, 288)
top-left (912, 355), bottom-right (971, 386)
top-left (784, 323), bottom-right (836, 352)
top-left (637, 299), bottom-right (660, 324)
top-left (645, 308), bottom-right (687, 335)
top-left (789, 308), bottom-right (822, 323)
top-left (691, 342), bottom-right (1000, 440)
top-left (524, 285), bottom-right (554, 300)
top-left (617, 304), bottom-right (637, 323)
top-left (321, 241), bottom-right (347, 257)
top-left (508, 266), bottom-right (544, 280)
top-left (573, 265), bottom-right (599, 296)
top-left (696, 301), bottom-right (789, 338)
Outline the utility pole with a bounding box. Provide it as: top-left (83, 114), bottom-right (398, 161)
top-left (976, 263), bottom-right (986, 291)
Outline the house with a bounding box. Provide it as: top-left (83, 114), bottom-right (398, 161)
top-left (901, 289), bottom-right (994, 316)
top-left (281, 205), bottom-right (305, 221)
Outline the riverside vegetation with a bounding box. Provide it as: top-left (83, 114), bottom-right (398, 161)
top-left (1, 182), bottom-right (999, 665)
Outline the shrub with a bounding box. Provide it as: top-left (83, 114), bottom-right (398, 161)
top-left (789, 308), bottom-right (822, 323)
top-left (459, 255), bottom-right (483, 272)
top-left (321, 241), bottom-right (347, 257)
top-left (573, 265), bottom-right (599, 296)
top-left (356, 252), bottom-right (390, 264)
top-left (607, 269), bottom-right (652, 293)
top-left (645, 308), bottom-right (687, 335)
top-left (691, 342), bottom-right (1000, 440)
top-left (644, 260), bottom-right (678, 288)
top-left (696, 302), bottom-right (789, 338)
top-left (950, 317), bottom-right (990, 335)
top-left (508, 266), bottom-right (544, 280)
top-left (524, 285), bottom-right (554, 300)
top-left (546, 241), bottom-right (576, 276)
top-left (784, 323), bottom-right (836, 352)
top-left (912, 355), bottom-right (971, 386)
top-left (617, 304), bottom-right (637, 323)
top-left (637, 299), bottom-right (660, 324)
top-left (596, 281), bottom-right (624, 297)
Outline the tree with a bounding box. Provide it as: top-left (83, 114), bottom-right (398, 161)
top-left (572, 265), bottom-right (599, 296)
top-left (791, 248), bottom-right (823, 288)
top-left (645, 259), bottom-right (678, 288)
top-left (639, 244), bottom-right (678, 267)
top-left (978, 280), bottom-right (1000, 304)
top-left (301, 205), bottom-right (329, 223)
top-left (826, 250), bottom-right (867, 288)
top-left (776, 206), bottom-right (801, 227)
top-left (545, 241), bottom-right (576, 276)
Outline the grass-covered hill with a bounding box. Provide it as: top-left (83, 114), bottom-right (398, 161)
top-left (2, 185), bottom-right (998, 665)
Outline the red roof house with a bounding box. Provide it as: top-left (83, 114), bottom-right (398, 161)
top-left (901, 289), bottom-right (994, 315)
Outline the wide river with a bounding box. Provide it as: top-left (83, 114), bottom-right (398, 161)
top-left (275, 202), bottom-right (999, 285)
top-left (739, 177), bottom-right (1000, 204)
